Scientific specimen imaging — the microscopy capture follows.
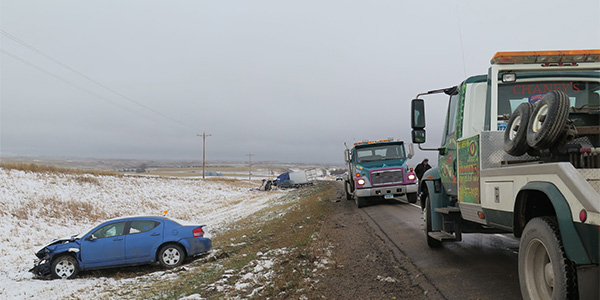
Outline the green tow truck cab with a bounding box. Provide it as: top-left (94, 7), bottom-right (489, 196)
top-left (343, 138), bottom-right (418, 208)
top-left (411, 50), bottom-right (600, 300)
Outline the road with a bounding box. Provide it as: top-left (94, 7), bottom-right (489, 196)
top-left (354, 195), bottom-right (522, 300)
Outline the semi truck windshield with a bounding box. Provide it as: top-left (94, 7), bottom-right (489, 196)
top-left (356, 145), bottom-right (406, 163)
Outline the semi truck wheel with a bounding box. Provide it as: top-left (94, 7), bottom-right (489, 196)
top-left (344, 182), bottom-right (352, 200)
top-left (519, 217), bottom-right (577, 300)
top-left (527, 91), bottom-right (570, 150)
top-left (504, 102), bottom-right (533, 156)
top-left (424, 196), bottom-right (442, 248)
top-left (406, 192), bottom-right (418, 204)
top-left (355, 196), bottom-right (367, 208)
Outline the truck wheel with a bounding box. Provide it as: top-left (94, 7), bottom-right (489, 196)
top-left (406, 192), bottom-right (418, 204)
top-left (527, 91), bottom-right (570, 150)
top-left (355, 196), bottom-right (367, 208)
top-left (344, 182), bottom-right (352, 200)
top-left (519, 217), bottom-right (577, 300)
top-left (504, 102), bottom-right (533, 156)
top-left (424, 196), bottom-right (442, 248)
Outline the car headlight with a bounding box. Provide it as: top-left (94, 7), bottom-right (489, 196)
top-left (357, 179), bottom-right (365, 185)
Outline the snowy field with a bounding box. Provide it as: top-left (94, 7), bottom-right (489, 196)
top-left (0, 167), bottom-right (290, 299)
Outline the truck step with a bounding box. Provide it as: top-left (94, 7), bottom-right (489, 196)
top-left (428, 231), bottom-right (457, 242)
top-left (434, 207), bottom-right (461, 214)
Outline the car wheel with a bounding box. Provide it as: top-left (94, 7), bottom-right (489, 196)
top-left (519, 217), bottom-right (577, 300)
top-left (344, 181), bottom-right (352, 200)
top-left (50, 255), bottom-right (79, 279)
top-left (158, 244), bottom-right (185, 268)
top-left (526, 91), bottom-right (570, 150)
top-left (504, 102), bottom-right (533, 156)
top-left (355, 196), bottom-right (367, 208)
top-left (406, 192), bottom-right (418, 204)
top-left (424, 196), bottom-right (442, 248)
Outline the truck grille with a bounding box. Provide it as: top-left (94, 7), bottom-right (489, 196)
top-left (371, 169), bottom-right (403, 186)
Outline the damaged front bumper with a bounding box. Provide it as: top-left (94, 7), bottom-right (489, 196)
top-left (29, 258), bottom-right (51, 277)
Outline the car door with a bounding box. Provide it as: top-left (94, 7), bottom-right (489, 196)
top-left (125, 220), bottom-right (163, 264)
top-left (80, 221), bottom-right (127, 268)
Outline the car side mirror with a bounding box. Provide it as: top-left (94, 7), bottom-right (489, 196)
top-left (86, 234), bottom-right (97, 241)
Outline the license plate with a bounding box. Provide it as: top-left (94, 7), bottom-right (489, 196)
top-left (384, 194), bottom-right (394, 199)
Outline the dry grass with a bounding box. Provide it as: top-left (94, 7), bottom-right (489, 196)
top-left (11, 195), bottom-right (110, 222)
top-left (130, 182), bottom-right (338, 300)
top-left (0, 162), bottom-right (119, 177)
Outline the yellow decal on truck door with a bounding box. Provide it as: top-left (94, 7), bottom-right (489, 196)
top-left (458, 135), bottom-right (480, 204)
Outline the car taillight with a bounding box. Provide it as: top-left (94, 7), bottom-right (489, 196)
top-left (193, 227), bottom-right (204, 237)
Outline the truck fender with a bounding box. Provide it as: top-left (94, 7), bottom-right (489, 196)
top-left (515, 181), bottom-right (593, 265)
top-left (422, 167), bottom-right (450, 232)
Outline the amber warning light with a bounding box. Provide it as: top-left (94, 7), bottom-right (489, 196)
top-left (491, 49), bottom-right (600, 65)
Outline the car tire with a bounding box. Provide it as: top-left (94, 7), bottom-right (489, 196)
top-left (519, 217), bottom-right (577, 300)
top-left (355, 196), bottom-right (367, 208)
top-left (50, 255), bottom-right (79, 279)
top-left (526, 91), bottom-right (570, 150)
top-left (504, 102), bottom-right (533, 156)
top-left (344, 181), bottom-right (352, 200)
top-left (406, 192), bottom-right (418, 204)
top-left (424, 196), bottom-right (442, 248)
top-left (158, 244), bottom-right (185, 268)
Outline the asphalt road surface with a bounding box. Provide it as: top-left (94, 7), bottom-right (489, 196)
top-left (357, 196), bottom-right (522, 300)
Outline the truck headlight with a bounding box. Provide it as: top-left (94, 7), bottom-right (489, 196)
top-left (357, 179), bottom-right (365, 185)
top-left (407, 174), bottom-right (416, 181)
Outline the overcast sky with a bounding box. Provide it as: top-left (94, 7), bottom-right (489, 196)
top-left (1, 0), bottom-right (599, 165)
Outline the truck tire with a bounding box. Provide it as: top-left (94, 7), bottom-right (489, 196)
top-left (424, 196), bottom-right (442, 248)
top-left (355, 196), bottom-right (367, 208)
top-left (504, 102), bottom-right (533, 156)
top-left (526, 91), bottom-right (570, 150)
top-left (519, 217), bottom-right (577, 300)
top-left (406, 192), bottom-right (418, 204)
top-left (344, 181), bottom-right (352, 200)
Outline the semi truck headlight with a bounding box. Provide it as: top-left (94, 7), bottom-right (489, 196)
top-left (357, 179), bottom-right (365, 185)
top-left (407, 174), bottom-right (416, 181)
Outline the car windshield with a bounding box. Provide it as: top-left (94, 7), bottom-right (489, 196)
top-left (356, 144), bottom-right (406, 163)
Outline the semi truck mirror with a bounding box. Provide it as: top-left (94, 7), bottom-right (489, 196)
top-left (407, 143), bottom-right (414, 159)
top-left (411, 99), bottom-right (426, 129)
top-left (344, 149), bottom-right (350, 163)
top-left (412, 129), bottom-right (426, 144)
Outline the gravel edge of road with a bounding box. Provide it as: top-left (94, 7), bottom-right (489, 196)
top-left (358, 201), bottom-right (447, 300)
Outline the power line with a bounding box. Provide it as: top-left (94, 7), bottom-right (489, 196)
top-left (0, 48), bottom-right (163, 123)
top-left (1, 29), bottom-right (199, 131)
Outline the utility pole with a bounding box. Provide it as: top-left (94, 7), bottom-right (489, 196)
top-left (247, 153), bottom-right (254, 180)
top-left (197, 132), bottom-right (212, 179)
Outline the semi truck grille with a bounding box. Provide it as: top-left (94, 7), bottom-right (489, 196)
top-left (371, 169), bottom-right (403, 186)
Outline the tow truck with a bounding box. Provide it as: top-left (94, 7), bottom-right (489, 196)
top-left (410, 50), bottom-right (600, 300)
top-left (343, 138), bottom-right (418, 208)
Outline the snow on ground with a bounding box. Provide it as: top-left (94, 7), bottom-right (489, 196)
top-left (0, 167), bottom-right (289, 299)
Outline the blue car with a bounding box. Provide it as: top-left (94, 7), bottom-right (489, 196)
top-left (30, 216), bottom-right (212, 279)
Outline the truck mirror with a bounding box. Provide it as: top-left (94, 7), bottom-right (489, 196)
top-left (411, 99), bottom-right (426, 129)
top-left (412, 129), bottom-right (426, 144)
top-left (344, 149), bottom-right (350, 163)
top-left (407, 143), bottom-right (414, 159)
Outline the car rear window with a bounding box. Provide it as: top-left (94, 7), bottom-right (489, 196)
top-left (130, 220), bottom-right (160, 234)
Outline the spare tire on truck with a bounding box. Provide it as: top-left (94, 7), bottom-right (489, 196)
top-left (504, 102), bottom-right (534, 156)
top-left (526, 90), bottom-right (570, 150)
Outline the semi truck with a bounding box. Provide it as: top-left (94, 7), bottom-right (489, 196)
top-left (410, 50), bottom-right (600, 300)
top-left (343, 138), bottom-right (418, 208)
top-left (274, 170), bottom-right (317, 188)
